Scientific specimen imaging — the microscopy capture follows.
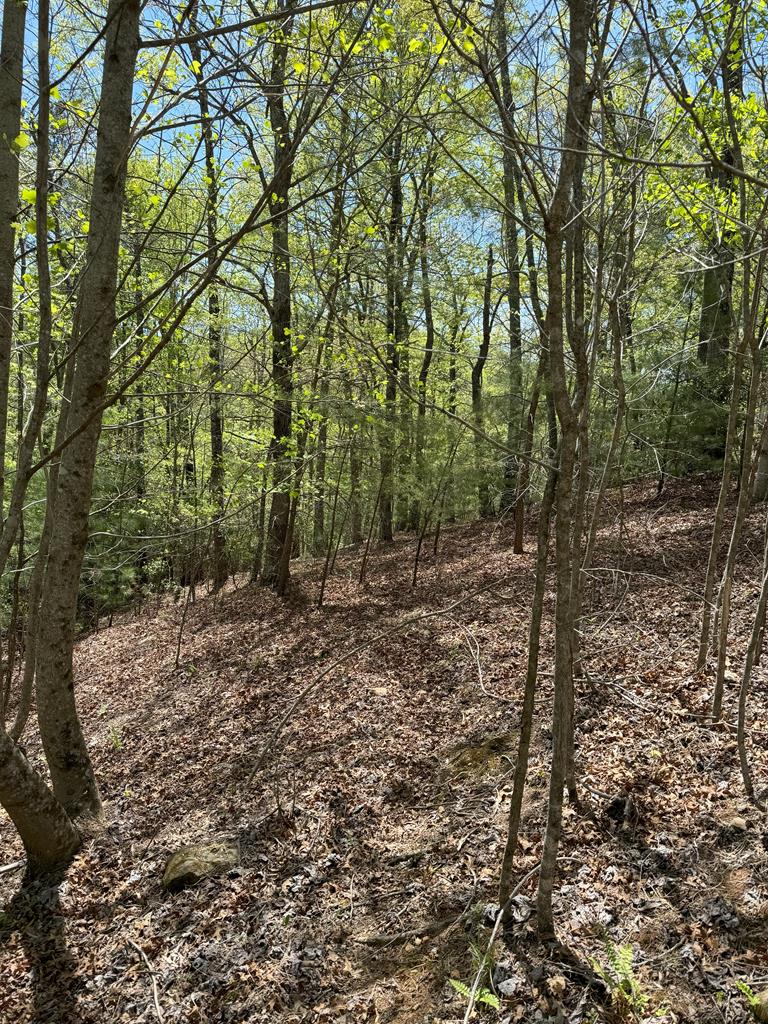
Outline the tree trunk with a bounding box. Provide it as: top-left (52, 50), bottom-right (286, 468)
top-left (536, 0), bottom-right (594, 940)
top-left (379, 129), bottom-right (404, 542)
top-left (0, 728), bottom-right (80, 875)
top-left (738, 515), bottom-right (768, 806)
top-left (261, 5), bottom-right (295, 591)
top-left (711, 260), bottom-right (764, 718)
top-left (499, 396), bottom-right (557, 909)
top-left (472, 246), bottom-right (494, 519)
top-left (697, 19), bottom-right (741, 368)
top-left (493, 0), bottom-right (523, 529)
top-left (697, 336), bottom-right (746, 668)
top-left (411, 154), bottom-right (436, 530)
top-left (35, 0), bottom-right (140, 819)
top-left (0, 0), bottom-right (27, 516)
top-left (190, 8), bottom-right (227, 590)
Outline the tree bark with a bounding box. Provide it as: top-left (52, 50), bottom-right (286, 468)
top-left (379, 129), bottom-right (404, 542)
top-left (35, 0), bottom-right (140, 818)
top-left (0, 727), bottom-right (80, 875)
top-left (0, 0), bottom-right (27, 516)
top-left (190, 7), bottom-right (228, 590)
top-left (536, 0), bottom-right (594, 940)
top-left (472, 246), bottom-right (495, 519)
top-left (261, 4), bottom-right (295, 591)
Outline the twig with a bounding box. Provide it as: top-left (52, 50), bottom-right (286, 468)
top-left (128, 940), bottom-right (164, 1023)
top-left (355, 914), bottom-right (462, 947)
top-left (463, 862), bottom-right (541, 1024)
top-left (0, 859), bottom-right (25, 877)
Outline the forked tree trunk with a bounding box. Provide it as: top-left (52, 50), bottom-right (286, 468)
top-left (0, 727), bottom-right (80, 874)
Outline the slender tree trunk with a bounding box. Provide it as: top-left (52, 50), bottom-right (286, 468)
top-left (35, 0), bottom-right (140, 819)
top-left (411, 154), bottom-right (435, 530)
top-left (261, 5), bottom-right (295, 591)
top-left (752, 415), bottom-right (768, 502)
top-left (712, 272), bottom-right (764, 718)
top-left (582, 293), bottom-right (627, 576)
top-left (190, 13), bottom-right (227, 590)
top-left (312, 159), bottom-right (348, 556)
top-left (738, 515), bottom-right (768, 806)
top-left (658, 299), bottom-right (693, 494)
top-left (445, 294), bottom-right (464, 523)
top-left (0, 0), bottom-right (27, 517)
top-left (536, 0), bottom-right (594, 939)
top-left (493, 0), bottom-right (524, 528)
top-left (499, 398), bottom-right (557, 909)
top-left (10, 355), bottom-right (76, 742)
top-left (313, 372), bottom-right (329, 555)
top-left (132, 241), bottom-right (148, 582)
top-left (472, 246), bottom-right (494, 519)
top-left (379, 129), bottom-right (404, 542)
top-left (698, 335), bottom-right (747, 668)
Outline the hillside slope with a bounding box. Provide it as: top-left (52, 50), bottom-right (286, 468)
top-left (2, 478), bottom-right (768, 1024)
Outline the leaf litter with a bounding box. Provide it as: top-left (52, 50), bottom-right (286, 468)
top-left (2, 476), bottom-right (768, 1023)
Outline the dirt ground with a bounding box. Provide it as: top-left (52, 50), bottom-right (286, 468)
top-left (2, 476), bottom-right (768, 1024)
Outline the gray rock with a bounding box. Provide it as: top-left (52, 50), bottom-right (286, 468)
top-left (162, 843), bottom-right (238, 892)
top-left (752, 989), bottom-right (768, 1023)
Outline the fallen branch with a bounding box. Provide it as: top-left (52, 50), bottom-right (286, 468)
top-left (355, 913), bottom-right (464, 948)
top-left (128, 940), bottom-right (165, 1023)
top-left (0, 859), bottom-right (25, 877)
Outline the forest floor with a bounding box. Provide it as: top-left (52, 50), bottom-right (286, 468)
top-left (3, 476), bottom-right (768, 1024)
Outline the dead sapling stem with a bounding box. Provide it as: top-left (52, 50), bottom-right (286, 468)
top-left (329, 494), bottom-right (351, 577)
top-left (412, 435), bottom-right (461, 589)
top-left (318, 440), bottom-right (350, 607)
top-left (128, 939), bottom-right (165, 1023)
top-left (359, 469), bottom-right (385, 585)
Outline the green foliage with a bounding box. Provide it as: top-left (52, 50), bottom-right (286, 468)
top-left (736, 979), bottom-right (764, 1017)
top-left (590, 940), bottom-right (659, 1020)
top-left (448, 978), bottom-right (501, 1011)
top-left (107, 726), bottom-right (123, 751)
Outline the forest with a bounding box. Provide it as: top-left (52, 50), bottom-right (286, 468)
top-left (2, 0), bottom-right (768, 1020)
